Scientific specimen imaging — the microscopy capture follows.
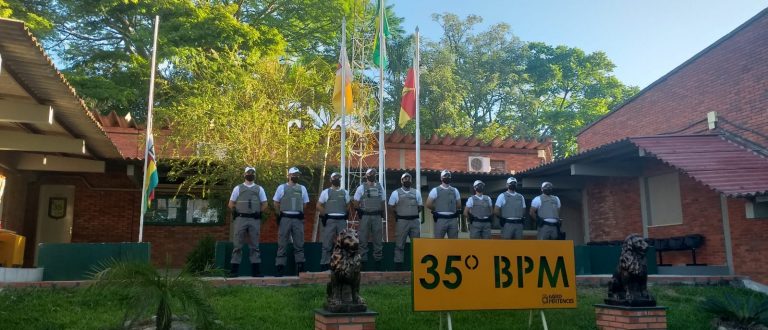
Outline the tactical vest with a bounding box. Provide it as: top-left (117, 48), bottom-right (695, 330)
top-left (324, 188), bottom-right (348, 214)
top-left (235, 183), bottom-right (262, 213)
top-left (469, 195), bottom-right (492, 219)
top-left (279, 184), bottom-right (304, 212)
top-left (434, 186), bottom-right (458, 213)
top-left (537, 194), bottom-right (560, 219)
top-left (500, 192), bottom-right (525, 219)
top-left (359, 183), bottom-right (383, 212)
top-left (395, 188), bottom-right (419, 217)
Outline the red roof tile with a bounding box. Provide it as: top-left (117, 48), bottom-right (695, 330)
top-left (631, 135), bottom-right (768, 197)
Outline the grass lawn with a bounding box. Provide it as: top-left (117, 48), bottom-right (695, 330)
top-left (0, 283), bottom-right (760, 329)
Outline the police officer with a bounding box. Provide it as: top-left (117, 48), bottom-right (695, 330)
top-left (464, 180), bottom-right (493, 239)
top-left (273, 167), bottom-right (310, 276)
top-left (317, 172), bottom-right (350, 272)
top-left (388, 172), bottom-right (423, 271)
top-left (495, 177), bottom-right (526, 240)
top-left (529, 182), bottom-right (562, 240)
top-left (426, 170), bottom-right (461, 239)
top-left (353, 168), bottom-right (385, 270)
top-left (228, 166), bottom-right (268, 277)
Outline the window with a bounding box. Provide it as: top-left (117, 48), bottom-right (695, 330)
top-left (490, 160), bottom-right (506, 173)
top-left (746, 196), bottom-right (768, 219)
top-left (145, 194), bottom-right (226, 225)
top-left (0, 174), bottom-right (5, 228)
top-left (644, 172), bottom-right (683, 226)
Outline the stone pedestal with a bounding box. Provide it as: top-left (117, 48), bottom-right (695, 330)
top-left (314, 308), bottom-right (378, 330)
top-left (595, 304), bottom-right (668, 330)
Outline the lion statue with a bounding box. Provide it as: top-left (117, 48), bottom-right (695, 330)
top-left (605, 234), bottom-right (656, 307)
top-left (324, 228), bottom-right (367, 313)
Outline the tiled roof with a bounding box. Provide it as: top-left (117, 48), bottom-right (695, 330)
top-left (632, 135), bottom-right (768, 197)
top-left (385, 131), bottom-right (550, 150)
top-left (0, 18), bottom-right (123, 159)
top-left (520, 134), bottom-right (768, 197)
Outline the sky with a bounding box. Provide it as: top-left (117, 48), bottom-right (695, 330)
top-left (388, 0), bottom-right (768, 89)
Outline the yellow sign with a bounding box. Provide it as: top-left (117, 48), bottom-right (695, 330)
top-left (412, 238), bottom-right (577, 311)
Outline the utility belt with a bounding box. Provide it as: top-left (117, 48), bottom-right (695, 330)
top-left (432, 211), bottom-right (459, 220)
top-left (357, 209), bottom-right (383, 216)
top-left (321, 213), bottom-right (347, 226)
top-left (279, 212), bottom-right (305, 219)
top-left (501, 217), bottom-right (524, 225)
top-left (234, 211), bottom-right (261, 219)
top-left (470, 216), bottom-right (491, 223)
top-left (395, 214), bottom-right (420, 221)
top-left (541, 220), bottom-right (560, 227)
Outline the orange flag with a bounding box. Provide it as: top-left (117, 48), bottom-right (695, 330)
top-left (399, 68), bottom-right (415, 127)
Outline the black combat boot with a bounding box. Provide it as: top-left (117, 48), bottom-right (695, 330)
top-left (251, 263), bottom-right (262, 277)
top-left (229, 263), bottom-right (240, 277)
top-left (276, 265), bottom-right (285, 277)
top-left (320, 264), bottom-right (329, 272)
top-left (296, 262), bottom-right (305, 274)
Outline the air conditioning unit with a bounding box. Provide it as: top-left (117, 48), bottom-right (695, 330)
top-left (468, 156), bottom-right (491, 172)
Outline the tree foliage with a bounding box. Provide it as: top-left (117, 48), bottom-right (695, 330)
top-left (387, 13), bottom-right (639, 158)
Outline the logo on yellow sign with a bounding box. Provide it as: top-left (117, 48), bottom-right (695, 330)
top-left (412, 239), bottom-right (577, 311)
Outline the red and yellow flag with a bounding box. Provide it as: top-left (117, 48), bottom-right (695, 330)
top-left (399, 68), bottom-right (416, 127)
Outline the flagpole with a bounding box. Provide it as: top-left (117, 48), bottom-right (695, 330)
top-left (377, 0), bottom-right (388, 241)
top-left (138, 15), bottom-right (160, 243)
top-left (340, 18), bottom-right (347, 191)
top-left (377, 0), bottom-right (386, 191)
top-left (414, 27), bottom-right (421, 230)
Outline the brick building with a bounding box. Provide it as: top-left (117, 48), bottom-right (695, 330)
top-left (97, 114), bottom-right (552, 266)
top-left (519, 8), bottom-right (768, 283)
top-left (0, 18), bottom-right (553, 268)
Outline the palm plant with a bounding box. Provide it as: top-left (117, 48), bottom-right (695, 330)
top-left (702, 293), bottom-right (768, 329)
top-left (89, 260), bottom-right (216, 330)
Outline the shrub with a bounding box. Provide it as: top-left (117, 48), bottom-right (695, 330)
top-left (702, 293), bottom-right (768, 329)
top-left (185, 235), bottom-right (217, 275)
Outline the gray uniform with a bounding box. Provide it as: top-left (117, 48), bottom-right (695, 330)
top-left (231, 183), bottom-right (263, 264)
top-left (433, 186), bottom-right (459, 239)
top-left (468, 195), bottom-right (493, 239)
top-left (320, 188), bottom-right (349, 265)
top-left (536, 194), bottom-right (561, 240)
top-left (391, 188), bottom-right (421, 263)
top-left (499, 192), bottom-right (526, 240)
top-left (276, 184), bottom-right (306, 266)
top-left (356, 183), bottom-right (384, 262)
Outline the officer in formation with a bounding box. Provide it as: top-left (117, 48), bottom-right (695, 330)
top-left (353, 168), bottom-right (386, 269)
top-left (529, 181), bottom-right (562, 240)
top-left (464, 180), bottom-right (493, 239)
top-left (426, 170), bottom-right (461, 239)
top-left (388, 172), bottom-right (422, 271)
top-left (495, 177), bottom-right (526, 240)
top-left (272, 166), bottom-right (310, 276)
top-left (228, 166), bottom-right (268, 277)
top-left (317, 172), bottom-right (350, 272)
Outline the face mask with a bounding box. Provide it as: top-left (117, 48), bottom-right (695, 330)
top-left (508, 185), bottom-right (516, 192)
top-left (475, 187), bottom-right (484, 193)
top-left (543, 188), bottom-right (553, 195)
top-left (290, 176), bottom-right (299, 183)
top-left (441, 178), bottom-right (451, 184)
top-left (244, 174), bottom-right (255, 182)
top-left (366, 176), bottom-right (375, 182)
top-left (402, 181), bottom-right (412, 188)
top-left (331, 179), bottom-right (341, 186)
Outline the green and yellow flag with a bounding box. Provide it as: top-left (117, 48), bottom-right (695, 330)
top-left (372, 0), bottom-right (390, 69)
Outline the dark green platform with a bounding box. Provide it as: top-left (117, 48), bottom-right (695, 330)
top-left (215, 241), bottom-right (414, 276)
top-left (37, 242), bottom-right (151, 281)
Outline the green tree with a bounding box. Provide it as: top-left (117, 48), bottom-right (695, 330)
top-left (156, 50), bottom-right (327, 194)
top-left (0, 0), bottom-right (54, 36)
top-left (510, 43), bottom-right (640, 157)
